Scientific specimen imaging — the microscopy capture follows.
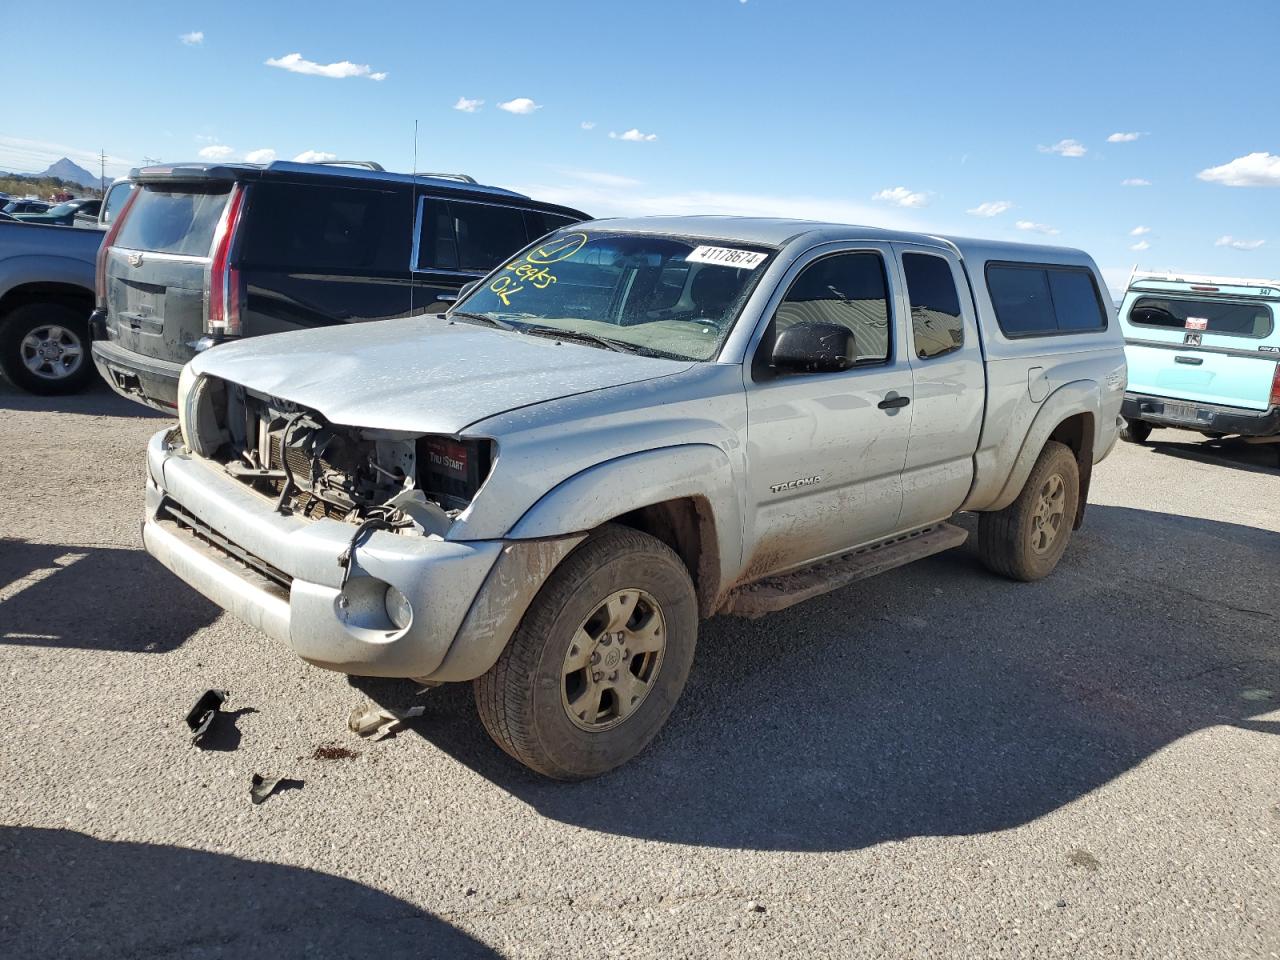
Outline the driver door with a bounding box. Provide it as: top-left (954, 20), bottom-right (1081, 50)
top-left (741, 244), bottom-right (914, 579)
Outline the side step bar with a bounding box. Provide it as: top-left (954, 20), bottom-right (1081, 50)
top-left (721, 522), bottom-right (968, 619)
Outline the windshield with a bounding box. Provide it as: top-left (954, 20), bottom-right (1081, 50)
top-left (452, 231), bottom-right (773, 360)
top-left (46, 202), bottom-right (77, 216)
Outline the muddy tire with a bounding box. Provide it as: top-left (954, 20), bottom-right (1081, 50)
top-left (977, 441), bottom-right (1080, 582)
top-left (474, 526), bottom-right (697, 780)
top-left (0, 302), bottom-right (96, 395)
top-left (1119, 418), bottom-right (1152, 444)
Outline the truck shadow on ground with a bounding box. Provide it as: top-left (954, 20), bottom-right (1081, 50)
top-left (0, 827), bottom-right (498, 958)
top-left (1144, 431), bottom-right (1279, 474)
top-left (0, 539), bottom-right (219, 652)
top-left (0, 378), bottom-right (169, 419)
top-left (363, 504), bottom-right (1280, 853)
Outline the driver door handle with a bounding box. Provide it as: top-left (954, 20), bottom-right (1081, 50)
top-left (877, 393), bottom-right (911, 410)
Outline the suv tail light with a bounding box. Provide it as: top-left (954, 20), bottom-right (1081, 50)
top-left (1270, 363), bottom-right (1280, 408)
top-left (94, 187), bottom-right (140, 307)
top-left (206, 184), bottom-right (247, 336)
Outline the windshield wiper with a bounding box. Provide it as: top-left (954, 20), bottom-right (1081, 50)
top-left (448, 311), bottom-right (516, 331)
top-left (520, 325), bottom-right (637, 354)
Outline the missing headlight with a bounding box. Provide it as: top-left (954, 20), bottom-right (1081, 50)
top-left (416, 436), bottom-right (493, 511)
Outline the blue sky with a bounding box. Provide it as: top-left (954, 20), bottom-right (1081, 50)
top-left (3, 0), bottom-right (1277, 293)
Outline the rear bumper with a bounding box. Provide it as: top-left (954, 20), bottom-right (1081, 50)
top-left (1123, 392), bottom-right (1280, 437)
top-left (92, 330), bottom-right (182, 411)
top-left (141, 430), bottom-right (579, 680)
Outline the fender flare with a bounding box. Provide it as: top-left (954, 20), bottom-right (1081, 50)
top-left (508, 443), bottom-right (742, 605)
top-left (979, 380), bottom-right (1101, 513)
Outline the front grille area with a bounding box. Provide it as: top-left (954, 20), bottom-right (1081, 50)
top-left (157, 497), bottom-right (292, 599)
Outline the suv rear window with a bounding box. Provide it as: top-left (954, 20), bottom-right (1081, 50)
top-left (113, 184), bottom-right (231, 257)
top-left (1127, 296), bottom-right (1274, 339)
top-left (986, 263), bottom-right (1107, 337)
top-left (240, 182), bottom-right (410, 272)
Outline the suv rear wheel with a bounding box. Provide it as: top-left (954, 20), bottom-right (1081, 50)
top-left (0, 302), bottom-right (96, 395)
top-left (474, 526), bottom-right (698, 780)
top-left (977, 440), bottom-right (1080, 582)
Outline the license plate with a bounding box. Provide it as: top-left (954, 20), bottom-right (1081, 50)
top-left (1162, 401), bottom-right (1203, 422)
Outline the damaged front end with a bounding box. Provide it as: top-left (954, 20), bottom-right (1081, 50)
top-left (179, 371), bottom-right (493, 537)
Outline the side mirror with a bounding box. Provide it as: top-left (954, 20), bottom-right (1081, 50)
top-left (771, 321), bottom-right (856, 373)
top-left (437, 280), bottom-right (479, 306)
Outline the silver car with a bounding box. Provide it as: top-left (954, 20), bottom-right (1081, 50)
top-left (144, 217), bottom-right (1126, 778)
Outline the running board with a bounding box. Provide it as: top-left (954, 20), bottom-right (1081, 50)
top-left (720, 522), bottom-right (968, 619)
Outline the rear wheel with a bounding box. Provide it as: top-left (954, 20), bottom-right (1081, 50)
top-left (977, 441), bottom-right (1080, 582)
top-left (474, 526), bottom-right (697, 780)
top-left (0, 302), bottom-right (96, 395)
top-left (1119, 418), bottom-right (1152, 444)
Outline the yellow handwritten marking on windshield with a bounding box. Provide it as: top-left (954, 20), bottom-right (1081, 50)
top-left (526, 232), bottom-right (587, 265)
top-left (489, 275), bottom-right (523, 306)
top-left (505, 262), bottom-right (558, 289)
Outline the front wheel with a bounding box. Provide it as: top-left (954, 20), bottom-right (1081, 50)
top-left (474, 526), bottom-right (698, 780)
top-left (0, 302), bottom-right (96, 395)
top-left (977, 440), bottom-right (1080, 582)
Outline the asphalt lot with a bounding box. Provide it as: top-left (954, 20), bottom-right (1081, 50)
top-left (1, 379), bottom-right (1277, 959)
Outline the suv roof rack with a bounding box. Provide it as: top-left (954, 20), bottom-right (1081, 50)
top-left (310, 160), bottom-right (385, 171)
top-left (414, 172), bottom-right (477, 184)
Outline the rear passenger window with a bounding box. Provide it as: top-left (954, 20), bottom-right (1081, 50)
top-left (241, 183), bottom-right (409, 272)
top-left (773, 252), bottom-right (891, 365)
top-left (417, 199), bottom-right (529, 273)
top-left (903, 253), bottom-right (964, 359)
top-left (524, 210), bottom-right (581, 241)
top-left (986, 263), bottom-right (1107, 337)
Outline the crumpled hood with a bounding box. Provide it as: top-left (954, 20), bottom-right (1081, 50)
top-left (189, 315), bottom-right (694, 434)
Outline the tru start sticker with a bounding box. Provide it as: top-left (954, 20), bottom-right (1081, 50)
top-left (1185, 316), bottom-right (1208, 330)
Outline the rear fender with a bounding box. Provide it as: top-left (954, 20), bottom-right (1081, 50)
top-left (970, 380), bottom-right (1101, 514)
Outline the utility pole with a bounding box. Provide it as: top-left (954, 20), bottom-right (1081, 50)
top-left (99, 148), bottom-right (106, 194)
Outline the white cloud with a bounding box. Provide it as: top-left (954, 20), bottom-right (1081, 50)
top-left (1038, 139), bottom-right (1087, 158)
top-left (1215, 235), bottom-right (1266, 250)
top-left (610, 128), bottom-right (658, 142)
top-left (265, 52), bottom-right (387, 81)
top-left (967, 200), bottom-right (1013, 217)
top-left (560, 168), bottom-right (642, 188)
top-left (1130, 240), bottom-right (1151, 252)
top-left (1197, 152), bottom-right (1280, 188)
top-left (1130, 225), bottom-right (1151, 236)
top-left (1016, 220), bottom-right (1060, 235)
top-left (498, 98), bottom-right (541, 115)
top-left (244, 148), bottom-right (276, 164)
top-left (453, 96), bottom-right (483, 113)
top-left (873, 186), bottom-right (930, 208)
top-left (179, 31), bottom-right (204, 46)
top-left (197, 144), bottom-right (235, 160)
top-left (1107, 132), bottom-right (1143, 143)
top-left (1121, 178), bottom-right (1151, 187)
top-left (580, 121), bottom-right (596, 130)
top-left (293, 150), bottom-right (337, 163)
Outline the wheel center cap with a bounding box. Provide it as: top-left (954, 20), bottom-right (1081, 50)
top-left (40, 342), bottom-right (62, 360)
top-left (603, 647), bottom-right (622, 669)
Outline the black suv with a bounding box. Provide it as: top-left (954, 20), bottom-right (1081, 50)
top-left (90, 160), bottom-right (588, 410)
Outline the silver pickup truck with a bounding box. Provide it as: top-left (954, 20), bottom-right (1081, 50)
top-left (143, 217), bottom-right (1126, 778)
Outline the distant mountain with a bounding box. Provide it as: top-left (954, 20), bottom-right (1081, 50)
top-left (40, 157), bottom-right (100, 188)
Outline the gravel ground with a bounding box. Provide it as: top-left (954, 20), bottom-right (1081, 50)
top-left (1, 380), bottom-right (1277, 959)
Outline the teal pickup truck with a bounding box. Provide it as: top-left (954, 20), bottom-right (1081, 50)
top-left (1118, 271), bottom-right (1280, 460)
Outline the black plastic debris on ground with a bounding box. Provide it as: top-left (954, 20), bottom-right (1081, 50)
top-left (185, 690), bottom-right (229, 745)
top-left (250, 774), bottom-right (304, 806)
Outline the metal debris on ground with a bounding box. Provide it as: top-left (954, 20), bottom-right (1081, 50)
top-left (348, 703), bottom-right (426, 741)
top-left (249, 773), bottom-right (302, 805)
top-left (184, 689), bottom-right (229, 745)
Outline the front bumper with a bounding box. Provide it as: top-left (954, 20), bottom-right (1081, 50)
top-left (92, 329), bottom-right (183, 412)
top-left (1122, 392), bottom-right (1280, 437)
top-left (142, 429), bottom-right (578, 680)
